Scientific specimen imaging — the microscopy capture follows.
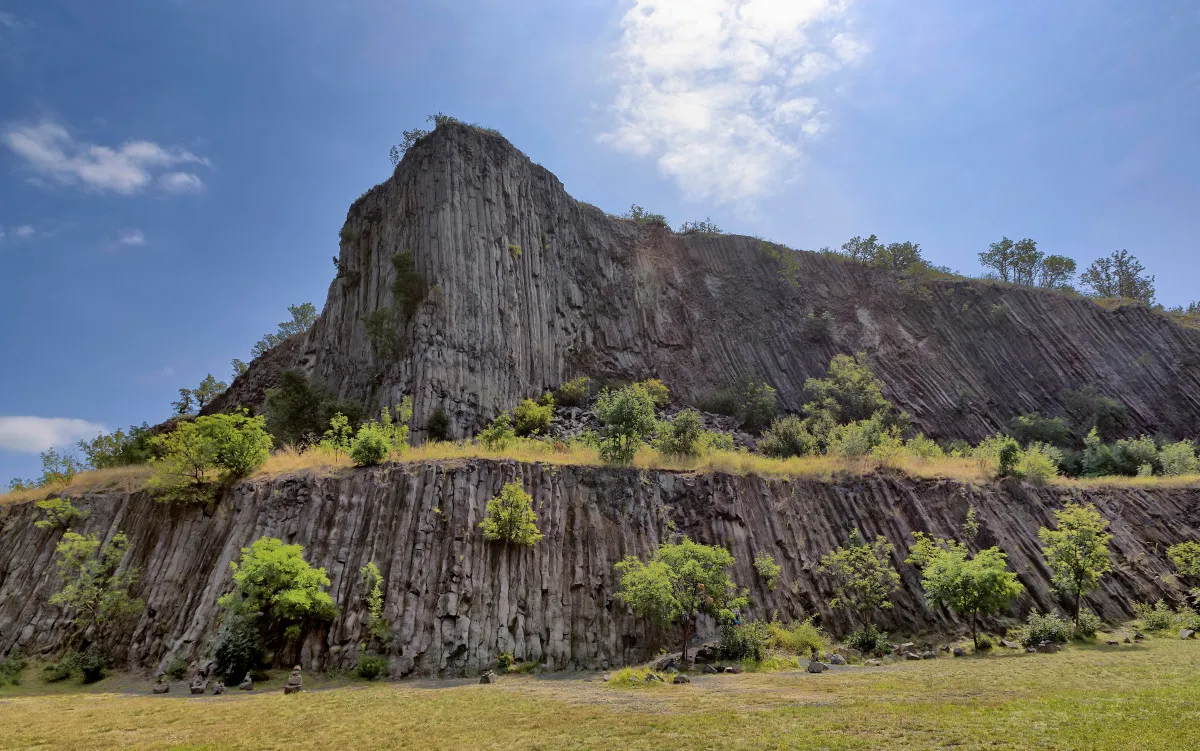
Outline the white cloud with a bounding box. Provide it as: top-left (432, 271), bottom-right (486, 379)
top-left (159, 171), bottom-right (204, 193)
top-left (0, 417), bottom-right (107, 453)
top-left (14, 224), bottom-right (35, 239)
top-left (0, 12), bottom-right (16, 29)
top-left (2, 121), bottom-right (210, 195)
top-left (118, 228), bottom-right (146, 245)
top-left (604, 0), bottom-right (868, 202)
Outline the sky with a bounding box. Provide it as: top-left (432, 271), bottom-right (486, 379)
top-left (2, 0), bottom-right (1198, 483)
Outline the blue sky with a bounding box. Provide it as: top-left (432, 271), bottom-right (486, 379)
top-left (2, 0), bottom-right (1198, 482)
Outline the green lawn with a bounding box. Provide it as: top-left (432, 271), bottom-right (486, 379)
top-left (1, 640), bottom-right (1197, 750)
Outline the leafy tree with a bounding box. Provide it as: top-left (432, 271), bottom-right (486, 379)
top-left (1008, 413), bottom-right (1072, 448)
top-left (213, 611), bottom-right (263, 682)
top-left (906, 534), bottom-right (1024, 648)
top-left (753, 551), bottom-right (782, 591)
top-left (479, 412), bottom-right (516, 451)
top-left (1080, 249), bottom-right (1155, 304)
top-left (388, 144), bottom-right (400, 167)
top-left (1038, 503), bottom-right (1112, 628)
top-left (839, 234), bottom-right (925, 271)
top-left (34, 498), bottom-right (88, 530)
top-left (77, 424), bottom-right (156, 469)
top-left (1168, 542), bottom-right (1200, 578)
top-left (36, 448), bottom-right (83, 487)
top-left (232, 358), bottom-right (249, 378)
top-left (251, 302), bottom-right (319, 358)
top-left (802, 353), bottom-right (906, 450)
top-left (594, 384), bottom-right (658, 464)
top-left (702, 374), bottom-right (778, 432)
top-left (974, 434), bottom-right (1022, 479)
top-left (513, 394), bottom-right (555, 436)
top-left (1159, 441), bottom-right (1200, 476)
top-left (218, 537), bottom-right (337, 645)
top-left (614, 538), bottom-right (747, 663)
top-left (636, 379), bottom-right (671, 408)
top-left (264, 370), bottom-right (364, 447)
top-left (555, 376), bottom-right (591, 407)
top-left (191, 374), bottom-right (227, 411)
top-left (1037, 255), bottom-right (1077, 289)
top-left (479, 481), bottom-right (544, 547)
top-left (817, 531), bottom-right (901, 629)
top-left (622, 204), bottom-right (669, 227)
top-left (979, 236), bottom-right (1076, 288)
top-left (360, 561), bottom-right (391, 643)
top-left (318, 412), bottom-right (354, 460)
top-left (758, 415), bottom-right (819, 458)
top-left (391, 127), bottom-right (429, 162)
top-left (172, 387), bottom-right (195, 416)
top-left (656, 408), bottom-right (706, 458)
top-left (149, 413), bottom-right (272, 500)
top-left (1064, 386), bottom-right (1128, 439)
top-left (50, 531), bottom-right (143, 650)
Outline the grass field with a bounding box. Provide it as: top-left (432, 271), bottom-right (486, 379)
top-left (1, 640), bottom-right (1197, 750)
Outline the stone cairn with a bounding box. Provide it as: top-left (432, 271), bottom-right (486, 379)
top-left (189, 670), bottom-right (209, 695)
top-left (283, 666), bottom-right (304, 694)
top-left (238, 672), bottom-right (253, 691)
top-left (152, 673), bottom-right (169, 694)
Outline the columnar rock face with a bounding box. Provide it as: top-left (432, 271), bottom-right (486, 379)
top-left (1, 461), bottom-right (1196, 676)
top-left (213, 122), bottom-right (1200, 442)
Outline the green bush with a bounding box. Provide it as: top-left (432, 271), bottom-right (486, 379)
top-left (1073, 609), bottom-right (1101, 639)
top-left (1016, 443), bottom-right (1060, 485)
top-left (0, 655), bottom-right (26, 686)
top-left (829, 418), bottom-right (893, 459)
top-left (49, 531), bottom-right (143, 650)
top-left (513, 396), bottom-right (554, 436)
top-left (622, 204), bottom-right (669, 227)
top-left (1009, 413), bottom-right (1072, 448)
top-left (753, 552), bottom-right (782, 591)
top-left (217, 537), bottom-right (337, 646)
top-left (595, 384), bottom-right (658, 464)
top-left (700, 375), bottom-right (778, 433)
top-left (846, 626), bottom-right (889, 656)
top-left (1113, 436), bottom-right (1159, 476)
top-left (656, 408), bottom-right (705, 458)
top-left (636, 379), bottom-right (670, 408)
top-left (767, 617), bottom-right (825, 655)
top-left (495, 651), bottom-right (515, 672)
top-left (975, 633), bottom-right (994, 651)
top-left (77, 423), bottom-right (158, 469)
top-left (213, 611), bottom-right (264, 681)
top-left (34, 498), bottom-right (88, 530)
top-left (903, 434), bottom-right (945, 460)
top-left (41, 657), bottom-right (74, 683)
top-left (76, 649), bottom-right (109, 684)
top-left (975, 434), bottom-right (1021, 479)
top-left (264, 370), bottom-right (365, 447)
top-left (150, 413), bottom-right (273, 501)
top-left (718, 620), bottom-right (772, 662)
top-left (1159, 441), bottom-right (1200, 476)
top-left (165, 656), bottom-right (189, 680)
top-left (350, 423), bottom-right (391, 466)
top-left (390, 251), bottom-right (426, 321)
top-left (427, 408), bottom-right (451, 441)
top-left (480, 481), bottom-right (544, 546)
top-left (555, 377), bottom-right (591, 407)
top-left (1063, 386), bottom-right (1128, 439)
top-left (758, 415), bottom-right (818, 458)
top-left (479, 412), bottom-right (516, 451)
top-left (1134, 600), bottom-right (1177, 632)
top-left (1017, 611), bottom-right (1072, 647)
top-left (357, 645), bottom-right (388, 680)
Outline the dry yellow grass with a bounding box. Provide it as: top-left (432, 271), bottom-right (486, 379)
top-left (0, 465), bottom-right (152, 506)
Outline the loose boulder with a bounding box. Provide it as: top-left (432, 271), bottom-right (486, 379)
top-left (830, 654), bottom-right (846, 665)
top-left (672, 674), bottom-right (691, 685)
top-left (152, 673), bottom-right (169, 694)
top-left (806, 660), bottom-right (827, 674)
top-left (189, 673), bottom-right (208, 695)
top-left (212, 681), bottom-right (226, 695)
top-left (703, 664), bottom-right (719, 674)
top-left (479, 671), bottom-right (497, 684)
top-left (952, 647), bottom-right (966, 657)
top-left (1181, 629), bottom-right (1196, 640)
top-left (865, 659), bottom-right (882, 667)
top-left (904, 652), bottom-right (922, 661)
top-left (1036, 642), bottom-right (1059, 654)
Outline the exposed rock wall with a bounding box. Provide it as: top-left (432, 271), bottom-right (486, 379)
top-left (2, 461), bottom-right (1197, 676)
top-left (219, 122), bottom-right (1200, 442)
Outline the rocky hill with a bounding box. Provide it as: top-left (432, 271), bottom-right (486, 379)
top-left (2, 463), bottom-right (1196, 676)
top-left (211, 122), bottom-right (1200, 443)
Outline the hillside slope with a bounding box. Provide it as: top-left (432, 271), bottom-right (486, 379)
top-left (213, 122), bottom-right (1200, 442)
top-left (2, 463), bottom-right (1196, 676)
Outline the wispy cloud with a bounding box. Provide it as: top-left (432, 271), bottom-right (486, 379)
top-left (0, 12), bottom-right (17, 29)
top-left (117, 228), bottom-right (146, 246)
top-left (0, 416), bottom-right (106, 453)
top-left (14, 224), bottom-right (35, 239)
top-left (603, 0), bottom-right (867, 203)
top-left (2, 121), bottom-right (210, 195)
top-left (159, 171), bottom-right (205, 194)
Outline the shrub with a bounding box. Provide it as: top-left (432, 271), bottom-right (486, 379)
top-left (753, 552), bottom-right (782, 591)
top-left (513, 396), bottom-right (554, 437)
top-left (818, 531), bottom-right (901, 629)
top-left (1064, 386), bottom-right (1128, 439)
top-left (361, 562), bottom-right (390, 643)
top-left (1016, 443), bottom-right (1060, 485)
top-left (357, 645), bottom-right (388, 680)
top-left (76, 648), bottom-right (109, 684)
top-left (657, 408), bottom-right (705, 458)
top-left (803, 353), bottom-right (904, 429)
top-left (0, 655), bottom-right (26, 686)
top-left (829, 418), bottom-right (892, 459)
top-left (479, 413), bottom-right (516, 451)
top-left (975, 633), bottom-right (994, 651)
top-left (679, 218), bottom-right (722, 234)
top-left (265, 370), bottom-right (364, 447)
top-left (1017, 611), bottom-right (1072, 647)
top-left (350, 423), bottom-right (391, 466)
top-left (555, 377), bottom-right (591, 407)
top-left (594, 384), bottom-right (658, 464)
top-left (480, 481), bottom-right (544, 546)
top-left (364, 307), bottom-right (403, 360)
top-left (767, 617), bottom-right (825, 656)
top-left (165, 656), bottom-right (188, 681)
top-left (606, 666), bottom-right (665, 688)
top-left (975, 434), bottom-right (1021, 479)
top-left (1134, 600), bottom-right (1177, 632)
top-left (1080, 428), bottom-right (1118, 476)
top-left (495, 651), bottom-right (515, 672)
top-left (1112, 435), bottom-right (1159, 476)
top-left (1159, 441), bottom-right (1200, 476)
top-left (622, 204), bottom-right (669, 227)
top-left (1073, 609), bottom-right (1101, 639)
top-left (636, 379), bottom-right (670, 407)
top-left (218, 537), bottom-right (337, 645)
top-left (319, 412), bottom-right (355, 459)
top-left (1009, 413), bottom-right (1072, 448)
top-left (758, 415), bottom-right (817, 459)
top-left (77, 423), bottom-right (157, 469)
top-left (1168, 541), bottom-right (1200, 578)
top-left (150, 413), bottom-right (272, 501)
top-left (213, 611), bottom-right (264, 681)
top-left (390, 251), bottom-right (426, 321)
top-left (846, 626), bottom-right (889, 655)
top-left (719, 620), bottom-right (771, 662)
top-left (41, 658), bottom-right (74, 683)
top-left (427, 408), bottom-right (451, 441)
top-left (34, 498), bottom-right (88, 530)
top-left (904, 434), bottom-right (944, 460)
top-left (700, 375), bottom-right (778, 433)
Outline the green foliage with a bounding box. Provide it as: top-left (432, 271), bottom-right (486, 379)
top-left (0, 655), bottom-right (26, 686)
top-left (1159, 441), bottom-right (1200, 476)
top-left (165, 656), bottom-right (189, 680)
top-left (495, 651), bottom-right (515, 672)
top-left (1015, 610), bottom-right (1072, 647)
top-left (213, 611), bottom-right (264, 681)
top-left (427, 408), bottom-right (451, 442)
top-left (1168, 542), bottom-right (1200, 578)
top-left (1112, 435), bottom-right (1159, 476)
top-left (804, 311), bottom-right (836, 341)
top-left (656, 408), bottom-right (706, 458)
top-left (594, 384), bottom-right (658, 464)
top-left (1073, 609), bottom-right (1102, 639)
top-left (364, 308), bottom-right (403, 360)
top-left (357, 645), bottom-right (388, 680)
top-left (218, 537), bottom-right (337, 644)
top-left (350, 400), bottom-right (413, 466)
top-left (1135, 600), bottom-right (1179, 633)
top-left (513, 396), bottom-right (554, 437)
top-left (319, 412), bottom-right (354, 459)
top-left (759, 241), bottom-right (803, 287)
top-left (33, 448), bottom-right (83, 487)
top-left (150, 413), bottom-right (272, 500)
top-left (479, 412), bottom-right (517, 451)
top-left (251, 303), bottom-right (318, 358)
top-left (77, 423), bottom-right (157, 469)
top-left (978, 236), bottom-right (1076, 288)
top-left (679, 218), bottom-right (722, 234)
top-left (479, 481), bottom-right (543, 547)
top-left (360, 562), bottom-right (390, 643)
top-left (767, 617), bottom-right (826, 656)
top-left (839, 234), bottom-right (927, 272)
top-left (700, 375), bottom-right (778, 433)
top-left (34, 498), bottom-right (88, 530)
top-left (804, 353), bottom-right (904, 431)
top-left (172, 387), bottom-right (194, 416)
top-left (1016, 443), bottom-right (1060, 485)
top-left (846, 626), bottom-right (890, 655)
top-left (41, 657), bottom-right (74, 683)
top-left (753, 551), bottom-right (782, 591)
top-left (264, 370), bottom-right (364, 447)
top-left (758, 415), bottom-right (818, 459)
top-left (508, 243), bottom-right (522, 259)
top-left (1038, 503), bottom-right (1112, 627)
top-left (636, 379), bottom-right (670, 408)
top-left (1080, 249), bottom-right (1155, 304)
top-left (906, 534), bottom-right (1024, 647)
top-left (904, 434), bottom-right (945, 460)
top-left (817, 531), bottom-right (901, 628)
top-left (719, 620), bottom-right (772, 662)
top-left (614, 538), bottom-right (747, 660)
top-left (974, 434), bottom-right (1022, 479)
top-left (830, 418), bottom-right (897, 460)
top-left (963, 505), bottom-right (980, 543)
top-left (555, 376), bottom-right (591, 407)
top-left (390, 251), bottom-right (425, 320)
top-left (1009, 413), bottom-right (1072, 448)
top-left (1064, 386), bottom-right (1128, 439)
top-left (75, 648), bottom-right (109, 684)
top-left (49, 531), bottom-right (143, 649)
top-left (1080, 427), bottom-right (1118, 476)
top-left (622, 204), bottom-right (669, 227)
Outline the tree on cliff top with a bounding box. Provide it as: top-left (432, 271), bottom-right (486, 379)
top-left (615, 539), bottom-right (746, 664)
top-left (250, 302), bottom-right (318, 358)
top-left (1080, 249), bottom-right (1155, 304)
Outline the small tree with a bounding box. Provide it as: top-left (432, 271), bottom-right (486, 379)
top-left (251, 302), bottom-right (319, 358)
top-left (360, 561), bottom-right (390, 642)
top-left (656, 408), bottom-right (705, 458)
top-left (594, 384), bottom-right (658, 464)
top-left (907, 534), bottom-right (1024, 648)
top-left (479, 412), bottom-right (516, 451)
top-left (150, 413), bottom-right (272, 500)
top-left (319, 412), bottom-right (354, 459)
top-left (1080, 249), bottom-right (1155, 304)
top-left (753, 552), bottom-right (782, 592)
top-left (614, 539), bottom-right (746, 664)
top-left (172, 387), bottom-right (195, 416)
top-left (50, 531), bottom-right (143, 651)
top-left (35, 498), bottom-right (88, 530)
top-left (192, 374), bottom-right (227, 411)
top-left (480, 481), bottom-right (543, 547)
top-left (218, 537), bottom-right (337, 645)
top-left (513, 394), bottom-right (554, 436)
top-left (1038, 503), bottom-right (1112, 628)
top-left (817, 531), bottom-right (901, 629)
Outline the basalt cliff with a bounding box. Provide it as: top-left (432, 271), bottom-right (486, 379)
top-left (2, 463), bottom-right (1197, 676)
top-left (213, 122), bottom-right (1200, 442)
